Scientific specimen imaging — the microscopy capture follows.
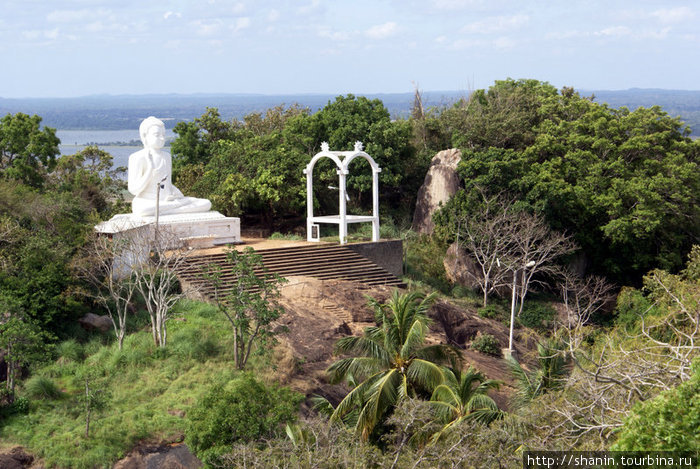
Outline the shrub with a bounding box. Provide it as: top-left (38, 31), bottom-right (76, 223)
top-left (614, 287), bottom-right (655, 331)
top-left (478, 304), bottom-right (507, 322)
top-left (186, 374), bottom-right (303, 464)
top-left (612, 360), bottom-right (699, 451)
top-left (470, 332), bottom-right (501, 357)
top-left (56, 339), bottom-right (84, 362)
top-left (269, 232), bottom-right (303, 241)
top-left (519, 302), bottom-right (556, 330)
top-left (24, 375), bottom-right (63, 400)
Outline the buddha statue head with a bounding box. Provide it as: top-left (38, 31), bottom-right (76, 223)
top-left (139, 116), bottom-right (166, 150)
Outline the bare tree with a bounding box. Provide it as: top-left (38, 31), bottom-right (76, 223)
top-left (452, 191), bottom-right (520, 307)
top-left (453, 191), bottom-right (575, 310)
top-left (550, 265), bottom-right (699, 445)
top-left (131, 228), bottom-right (194, 348)
top-left (511, 212), bottom-right (576, 317)
top-left (75, 234), bottom-right (139, 350)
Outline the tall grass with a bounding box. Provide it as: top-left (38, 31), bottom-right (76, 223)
top-left (1, 299), bottom-right (244, 468)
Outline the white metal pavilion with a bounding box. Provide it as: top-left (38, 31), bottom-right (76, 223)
top-left (303, 141), bottom-right (381, 244)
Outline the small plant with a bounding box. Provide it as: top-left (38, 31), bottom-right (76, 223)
top-left (269, 232), bottom-right (303, 241)
top-left (470, 332), bottom-right (501, 357)
top-left (478, 304), bottom-right (507, 322)
top-left (519, 302), bottom-right (556, 330)
top-left (24, 375), bottom-right (63, 400)
top-left (56, 339), bottom-right (84, 363)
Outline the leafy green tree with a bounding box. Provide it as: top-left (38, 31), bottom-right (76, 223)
top-left (436, 83), bottom-right (700, 283)
top-left (441, 79), bottom-right (559, 150)
top-left (186, 374), bottom-right (303, 465)
top-left (0, 296), bottom-right (53, 399)
top-left (306, 94), bottom-right (426, 215)
top-left (0, 112), bottom-right (60, 188)
top-left (50, 145), bottom-right (125, 214)
top-left (327, 290), bottom-right (461, 440)
top-left (204, 247), bottom-right (286, 370)
top-left (428, 367), bottom-right (502, 443)
top-left (612, 360), bottom-right (699, 451)
top-left (171, 107), bottom-right (239, 171)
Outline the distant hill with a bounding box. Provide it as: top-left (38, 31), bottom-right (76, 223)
top-left (1, 88), bottom-right (698, 136)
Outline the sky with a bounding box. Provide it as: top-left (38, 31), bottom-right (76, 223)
top-left (1, 0), bottom-right (698, 98)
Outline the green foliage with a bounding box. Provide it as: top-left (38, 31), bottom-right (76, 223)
top-left (434, 81), bottom-right (700, 283)
top-left (613, 287), bottom-right (656, 330)
top-left (327, 290), bottom-right (461, 441)
top-left (0, 310), bottom-right (54, 395)
top-left (469, 332), bottom-right (501, 357)
top-left (0, 299), bottom-right (247, 468)
top-left (403, 235), bottom-right (450, 292)
top-left (612, 361), bottom-right (700, 451)
top-left (518, 301), bottom-right (556, 330)
top-left (0, 112), bottom-right (60, 188)
top-left (478, 303), bottom-right (508, 323)
top-left (429, 367), bottom-right (502, 442)
top-left (56, 339), bottom-right (85, 363)
top-left (506, 339), bottom-right (569, 409)
top-left (204, 247), bottom-right (287, 370)
top-left (186, 374), bottom-right (303, 465)
top-left (24, 375), bottom-right (63, 400)
top-left (50, 145), bottom-right (125, 214)
top-left (268, 231), bottom-right (303, 240)
top-left (172, 97), bottom-right (428, 227)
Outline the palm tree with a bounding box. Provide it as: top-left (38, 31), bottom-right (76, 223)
top-left (429, 366), bottom-right (503, 443)
top-left (506, 338), bottom-right (568, 409)
top-left (327, 290), bottom-right (461, 440)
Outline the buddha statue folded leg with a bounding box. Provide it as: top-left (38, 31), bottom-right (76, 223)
top-left (132, 196), bottom-right (212, 217)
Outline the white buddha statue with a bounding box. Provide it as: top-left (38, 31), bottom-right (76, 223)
top-left (128, 116), bottom-right (211, 217)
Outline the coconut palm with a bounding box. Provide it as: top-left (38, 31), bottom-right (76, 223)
top-left (327, 290), bottom-right (461, 440)
top-left (428, 366), bottom-right (503, 443)
top-left (506, 338), bottom-right (568, 408)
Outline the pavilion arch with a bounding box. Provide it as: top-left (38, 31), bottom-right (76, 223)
top-left (303, 141), bottom-right (381, 244)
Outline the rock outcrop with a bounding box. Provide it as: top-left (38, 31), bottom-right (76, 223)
top-left (113, 443), bottom-right (201, 469)
top-left (443, 242), bottom-right (480, 289)
top-left (412, 148), bottom-right (462, 234)
top-left (78, 313), bottom-right (113, 332)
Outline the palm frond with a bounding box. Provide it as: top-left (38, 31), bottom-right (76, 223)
top-left (399, 318), bottom-right (429, 358)
top-left (407, 358), bottom-right (446, 392)
top-left (355, 369), bottom-right (400, 440)
top-left (327, 356), bottom-right (385, 384)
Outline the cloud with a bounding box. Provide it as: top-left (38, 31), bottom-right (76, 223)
top-left (449, 36), bottom-right (515, 50)
top-left (431, 0), bottom-right (480, 11)
top-left (365, 21), bottom-right (398, 39)
top-left (233, 17), bottom-right (251, 32)
top-left (298, 0), bottom-right (323, 16)
top-left (461, 14), bottom-right (528, 34)
top-left (47, 9), bottom-right (93, 23)
top-left (192, 19), bottom-right (223, 36)
top-left (164, 11), bottom-right (182, 20)
top-left (318, 27), bottom-right (351, 41)
top-left (651, 7), bottom-right (694, 24)
top-left (268, 9), bottom-right (280, 22)
top-left (594, 26), bottom-right (632, 37)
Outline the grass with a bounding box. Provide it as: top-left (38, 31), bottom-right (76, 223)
top-left (0, 299), bottom-right (255, 469)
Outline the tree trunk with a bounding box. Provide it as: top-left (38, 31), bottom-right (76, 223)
top-left (85, 379), bottom-right (91, 438)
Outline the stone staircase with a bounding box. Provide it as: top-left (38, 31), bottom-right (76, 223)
top-left (176, 244), bottom-right (404, 300)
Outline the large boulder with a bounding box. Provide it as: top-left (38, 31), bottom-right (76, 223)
top-left (443, 242), bottom-right (479, 289)
top-left (412, 148), bottom-right (462, 234)
top-left (78, 313), bottom-right (113, 332)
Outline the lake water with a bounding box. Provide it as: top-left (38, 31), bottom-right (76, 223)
top-left (57, 129), bottom-right (177, 173)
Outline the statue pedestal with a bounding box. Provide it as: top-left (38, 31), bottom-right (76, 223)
top-left (96, 211), bottom-right (241, 248)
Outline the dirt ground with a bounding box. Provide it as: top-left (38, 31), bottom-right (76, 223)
top-left (269, 276), bottom-right (537, 412)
